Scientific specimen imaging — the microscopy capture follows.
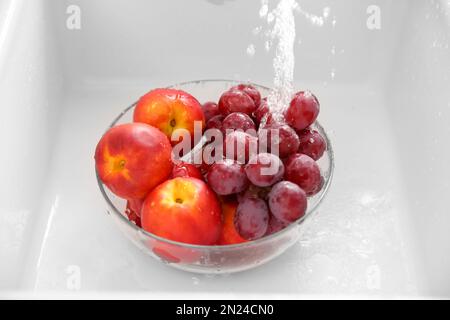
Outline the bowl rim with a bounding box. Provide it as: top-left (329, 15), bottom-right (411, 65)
top-left (95, 79), bottom-right (335, 250)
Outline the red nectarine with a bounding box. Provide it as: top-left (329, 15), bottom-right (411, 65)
top-left (141, 177), bottom-right (222, 245)
top-left (133, 88), bottom-right (205, 146)
top-left (95, 123), bottom-right (173, 200)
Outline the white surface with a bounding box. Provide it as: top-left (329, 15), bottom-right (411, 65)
top-left (0, 0), bottom-right (449, 298)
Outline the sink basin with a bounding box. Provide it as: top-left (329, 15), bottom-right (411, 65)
top-left (0, 0), bottom-right (449, 298)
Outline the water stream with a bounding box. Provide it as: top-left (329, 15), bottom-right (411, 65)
top-left (252, 0), bottom-right (331, 117)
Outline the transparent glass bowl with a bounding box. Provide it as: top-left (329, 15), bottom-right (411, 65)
top-left (96, 79), bottom-right (334, 274)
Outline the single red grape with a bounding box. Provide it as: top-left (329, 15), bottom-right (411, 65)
top-left (284, 153), bottom-right (322, 196)
top-left (222, 112), bottom-right (256, 134)
top-left (285, 91), bottom-right (320, 131)
top-left (206, 159), bottom-right (249, 195)
top-left (230, 84), bottom-right (261, 107)
top-left (202, 101), bottom-right (220, 122)
top-left (268, 181), bottom-right (307, 223)
top-left (245, 153), bottom-right (285, 187)
top-left (218, 89), bottom-right (257, 116)
top-left (298, 128), bottom-right (326, 160)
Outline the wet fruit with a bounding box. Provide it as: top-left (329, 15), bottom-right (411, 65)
top-left (222, 112), bottom-right (256, 134)
top-left (134, 88), bottom-right (205, 146)
top-left (234, 197), bottom-right (269, 240)
top-left (284, 153), bottom-right (322, 196)
top-left (95, 123), bottom-right (173, 200)
top-left (298, 128), bottom-right (326, 160)
top-left (230, 84), bottom-right (261, 107)
top-left (141, 177), bottom-right (222, 245)
top-left (206, 159), bottom-right (249, 195)
top-left (268, 181), bottom-right (307, 223)
top-left (245, 153), bottom-right (285, 187)
top-left (285, 91), bottom-right (320, 131)
top-left (202, 101), bottom-right (220, 122)
top-left (218, 89), bottom-right (257, 116)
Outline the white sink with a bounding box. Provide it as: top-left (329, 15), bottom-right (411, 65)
top-left (0, 0), bottom-right (449, 298)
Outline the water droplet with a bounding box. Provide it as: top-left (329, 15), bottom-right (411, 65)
top-left (252, 26), bottom-right (262, 35)
top-left (259, 2), bottom-right (269, 17)
top-left (246, 44), bottom-right (256, 57)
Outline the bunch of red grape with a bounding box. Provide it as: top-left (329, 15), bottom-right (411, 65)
top-left (201, 84), bottom-right (327, 241)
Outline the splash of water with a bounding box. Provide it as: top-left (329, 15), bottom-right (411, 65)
top-left (295, 5), bottom-right (331, 26)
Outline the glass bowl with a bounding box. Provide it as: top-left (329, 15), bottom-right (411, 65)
top-left (96, 79), bottom-right (334, 274)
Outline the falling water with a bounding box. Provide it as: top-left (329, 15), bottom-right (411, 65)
top-left (261, 0), bottom-right (297, 118)
top-left (256, 0), bottom-right (332, 118)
